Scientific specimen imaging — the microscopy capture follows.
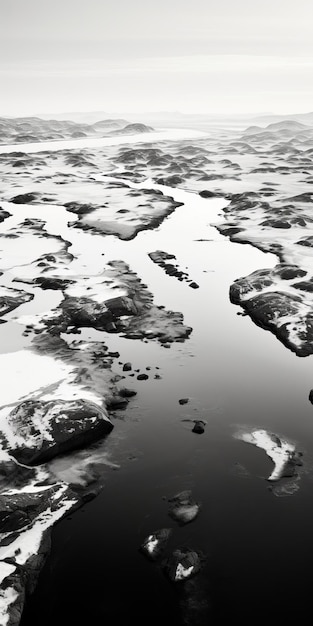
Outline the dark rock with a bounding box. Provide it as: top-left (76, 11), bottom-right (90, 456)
top-left (280, 452), bottom-right (303, 478)
top-left (236, 290), bottom-right (313, 356)
top-left (218, 226), bottom-right (243, 236)
top-left (293, 280), bottom-right (313, 292)
top-left (34, 277), bottom-right (73, 290)
top-left (10, 192), bottom-right (39, 204)
top-left (261, 219), bottom-right (291, 229)
top-left (0, 208), bottom-right (11, 222)
top-left (0, 485), bottom-right (62, 533)
top-left (274, 265), bottom-right (307, 280)
top-left (230, 269), bottom-right (274, 304)
top-left (123, 362), bottom-right (132, 371)
top-left (106, 395), bottom-right (128, 410)
top-left (105, 321), bottom-right (118, 332)
top-left (149, 250), bottom-right (195, 285)
top-left (243, 291), bottom-right (301, 324)
top-left (189, 282), bottom-right (199, 289)
top-left (149, 250), bottom-right (176, 263)
top-left (168, 491), bottom-right (200, 525)
top-left (137, 373), bottom-right (149, 380)
top-left (297, 236), bottom-right (313, 248)
top-left (140, 528), bottom-right (172, 560)
top-left (179, 398), bottom-right (189, 405)
top-left (192, 421), bottom-right (206, 435)
top-left (0, 287), bottom-right (34, 318)
top-left (7, 399), bottom-right (113, 465)
top-left (119, 388), bottom-right (137, 398)
top-left (106, 260), bottom-right (192, 344)
top-left (59, 294), bottom-right (139, 332)
top-left (164, 547), bottom-right (201, 582)
top-left (105, 295), bottom-right (138, 317)
top-left (199, 190), bottom-right (218, 198)
top-left (60, 297), bottom-right (113, 330)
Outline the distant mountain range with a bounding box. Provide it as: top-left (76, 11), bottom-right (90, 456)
top-left (252, 112), bottom-right (313, 126)
top-left (243, 120), bottom-right (311, 135)
top-left (0, 117), bottom-right (153, 145)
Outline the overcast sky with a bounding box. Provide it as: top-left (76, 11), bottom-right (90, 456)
top-left (1, 0), bottom-right (313, 116)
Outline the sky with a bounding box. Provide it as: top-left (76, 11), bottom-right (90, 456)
top-left (1, 0), bottom-right (313, 116)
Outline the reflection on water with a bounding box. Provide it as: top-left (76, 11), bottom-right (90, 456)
top-left (17, 178), bottom-right (313, 624)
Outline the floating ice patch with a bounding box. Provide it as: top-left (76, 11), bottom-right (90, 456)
top-left (235, 428), bottom-right (296, 481)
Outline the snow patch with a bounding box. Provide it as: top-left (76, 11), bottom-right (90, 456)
top-left (0, 350), bottom-right (73, 408)
top-left (175, 563), bottom-right (194, 581)
top-left (235, 428), bottom-right (295, 481)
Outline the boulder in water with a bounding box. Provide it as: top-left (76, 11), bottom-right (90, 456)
top-left (168, 490), bottom-right (200, 525)
top-left (6, 398), bottom-right (113, 465)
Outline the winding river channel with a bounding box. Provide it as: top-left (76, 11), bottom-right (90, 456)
top-left (2, 131), bottom-right (313, 624)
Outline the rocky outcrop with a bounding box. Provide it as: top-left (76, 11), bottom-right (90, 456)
top-left (0, 484), bottom-right (65, 533)
top-left (0, 287), bottom-right (33, 318)
top-left (164, 548), bottom-right (202, 582)
top-left (0, 476), bottom-right (78, 625)
top-left (4, 399), bottom-right (113, 465)
top-left (148, 250), bottom-right (198, 288)
top-left (29, 260), bottom-right (192, 345)
top-left (229, 263), bottom-right (313, 356)
top-left (0, 208), bottom-right (11, 223)
top-left (10, 193), bottom-right (40, 204)
top-left (58, 295), bottom-right (138, 332)
top-left (231, 287), bottom-right (313, 356)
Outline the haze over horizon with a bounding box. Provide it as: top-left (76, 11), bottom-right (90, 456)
top-left (1, 0), bottom-right (313, 117)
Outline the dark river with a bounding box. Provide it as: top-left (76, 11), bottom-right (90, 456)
top-left (13, 164), bottom-right (313, 624)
